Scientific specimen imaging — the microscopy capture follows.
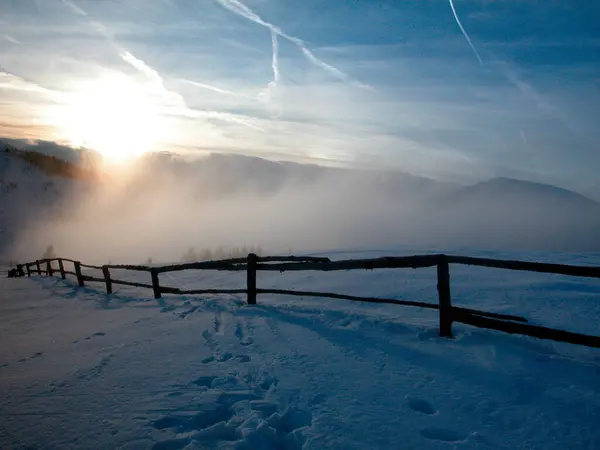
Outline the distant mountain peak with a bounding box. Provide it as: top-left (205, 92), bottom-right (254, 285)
top-left (446, 176), bottom-right (600, 213)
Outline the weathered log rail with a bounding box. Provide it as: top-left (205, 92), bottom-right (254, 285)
top-left (10, 253), bottom-right (600, 349)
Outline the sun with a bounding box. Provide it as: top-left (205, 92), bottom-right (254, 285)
top-left (50, 74), bottom-right (168, 163)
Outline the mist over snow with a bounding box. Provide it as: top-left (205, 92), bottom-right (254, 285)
top-left (2, 143), bottom-right (599, 264)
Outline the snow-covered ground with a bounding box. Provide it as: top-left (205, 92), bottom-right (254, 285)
top-left (1, 249), bottom-right (600, 449)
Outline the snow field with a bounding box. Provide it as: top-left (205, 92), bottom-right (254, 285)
top-left (1, 250), bottom-right (599, 449)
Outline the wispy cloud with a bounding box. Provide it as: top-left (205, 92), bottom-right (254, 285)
top-left (60, 2), bottom-right (162, 86)
top-left (0, 70), bottom-right (54, 95)
top-left (216, 0), bottom-right (373, 90)
top-left (500, 62), bottom-right (556, 116)
top-left (2, 0), bottom-right (598, 188)
top-left (58, 0), bottom-right (262, 131)
top-left (3, 35), bottom-right (20, 44)
top-left (60, 0), bottom-right (165, 87)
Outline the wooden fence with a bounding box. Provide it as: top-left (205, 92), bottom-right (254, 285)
top-left (11, 253), bottom-right (600, 349)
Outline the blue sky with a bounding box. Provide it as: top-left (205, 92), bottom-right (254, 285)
top-left (1, 0), bottom-right (599, 192)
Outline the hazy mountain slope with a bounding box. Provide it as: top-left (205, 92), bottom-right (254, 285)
top-left (431, 177), bottom-right (600, 251)
top-left (449, 177), bottom-right (600, 211)
top-left (2, 142), bottom-right (599, 260)
top-left (0, 147), bottom-right (97, 257)
top-left (134, 151), bottom-right (449, 201)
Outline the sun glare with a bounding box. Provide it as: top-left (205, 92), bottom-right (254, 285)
top-left (50, 74), bottom-right (168, 163)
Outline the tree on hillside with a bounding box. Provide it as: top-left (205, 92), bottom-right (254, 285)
top-left (214, 246), bottom-right (225, 260)
top-left (181, 247), bottom-right (197, 263)
top-left (42, 245), bottom-right (56, 259)
top-left (198, 248), bottom-right (213, 261)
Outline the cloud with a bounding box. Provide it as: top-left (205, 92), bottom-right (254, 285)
top-left (57, 0), bottom-right (263, 132)
top-left (60, 0), bottom-right (88, 17)
top-left (178, 78), bottom-right (254, 99)
top-left (1, 0), bottom-right (598, 191)
top-left (0, 70), bottom-right (54, 95)
top-left (3, 35), bottom-right (20, 44)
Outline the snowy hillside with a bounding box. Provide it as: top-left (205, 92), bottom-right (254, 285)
top-left (1, 249), bottom-right (599, 449)
top-left (0, 148), bottom-right (97, 256)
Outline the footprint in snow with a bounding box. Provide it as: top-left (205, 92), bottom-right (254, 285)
top-left (234, 322), bottom-right (253, 346)
top-left (213, 313), bottom-right (223, 334)
top-left (152, 371), bottom-right (310, 450)
top-left (73, 332), bottom-right (106, 344)
top-left (18, 352), bottom-right (43, 362)
top-left (407, 397), bottom-right (437, 415)
top-left (309, 393), bottom-right (327, 406)
top-left (406, 397), bottom-right (467, 443)
top-left (421, 427), bottom-right (467, 443)
top-left (201, 326), bottom-right (252, 365)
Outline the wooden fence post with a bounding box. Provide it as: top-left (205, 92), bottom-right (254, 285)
top-left (58, 259), bottom-right (65, 280)
top-left (46, 260), bottom-right (53, 276)
top-left (437, 255), bottom-right (453, 338)
top-left (26, 263), bottom-right (31, 277)
top-left (102, 266), bottom-right (112, 294)
top-left (74, 261), bottom-right (84, 287)
top-left (247, 253), bottom-right (258, 305)
top-left (151, 270), bottom-right (161, 300)
top-left (36, 260), bottom-right (41, 275)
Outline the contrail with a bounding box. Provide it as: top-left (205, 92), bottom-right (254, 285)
top-left (217, 0), bottom-right (270, 29)
top-left (301, 48), bottom-right (348, 82)
top-left (178, 78), bottom-right (253, 99)
top-left (499, 60), bottom-right (584, 140)
top-left (216, 0), bottom-right (372, 89)
top-left (448, 0), bottom-right (483, 65)
top-left (60, 0), bottom-right (165, 88)
top-left (501, 62), bottom-right (556, 116)
top-left (176, 107), bottom-right (265, 131)
top-left (205, 112), bottom-right (264, 131)
top-left (264, 29), bottom-right (282, 118)
top-left (270, 29), bottom-right (280, 87)
top-left (119, 51), bottom-right (164, 87)
top-left (60, 0), bottom-right (88, 17)
top-left (520, 129), bottom-right (528, 144)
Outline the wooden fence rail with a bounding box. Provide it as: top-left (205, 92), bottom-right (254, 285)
top-left (12, 253), bottom-right (600, 349)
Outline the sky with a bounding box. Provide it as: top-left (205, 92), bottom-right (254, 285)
top-left (1, 0), bottom-right (599, 192)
